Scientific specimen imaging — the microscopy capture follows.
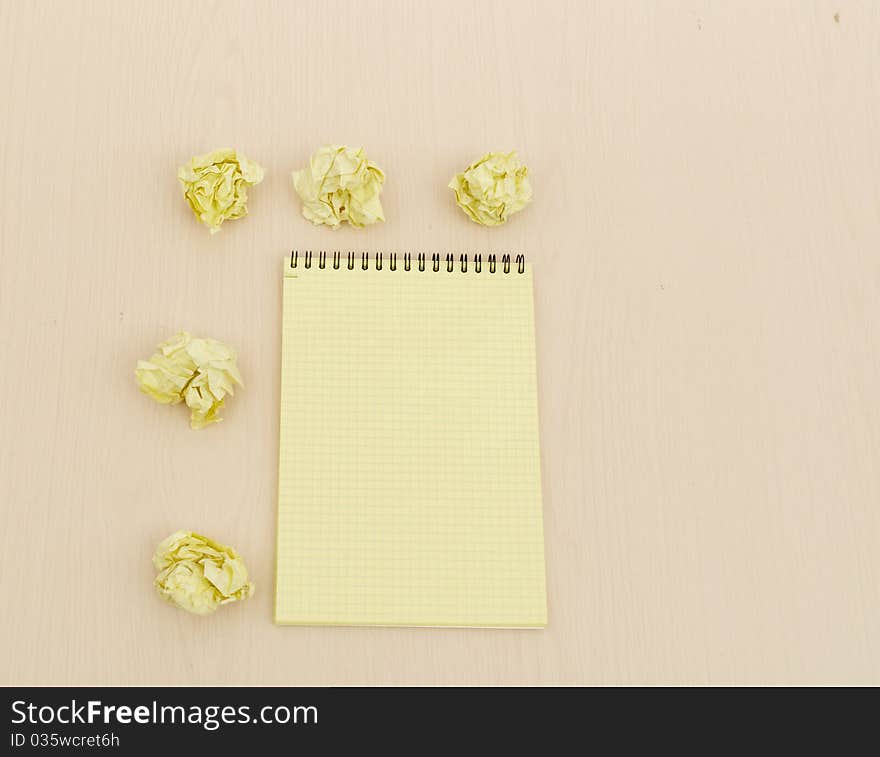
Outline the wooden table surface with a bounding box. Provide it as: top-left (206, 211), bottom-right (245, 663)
top-left (1, 1), bottom-right (878, 685)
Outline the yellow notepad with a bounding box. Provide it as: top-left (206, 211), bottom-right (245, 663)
top-left (276, 252), bottom-right (546, 627)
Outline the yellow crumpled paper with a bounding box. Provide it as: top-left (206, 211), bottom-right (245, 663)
top-left (178, 148), bottom-right (264, 233)
top-left (448, 151), bottom-right (533, 226)
top-left (153, 530), bottom-right (255, 615)
top-left (292, 145), bottom-right (385, 228)
top-left (135, 332), bottom-right (243, 429)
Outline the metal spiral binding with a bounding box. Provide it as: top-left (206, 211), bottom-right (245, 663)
top-left (290, 250), bottom-right (525, 273)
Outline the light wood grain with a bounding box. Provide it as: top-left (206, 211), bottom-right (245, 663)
top-left (0, 0), bottom-right (878, 685)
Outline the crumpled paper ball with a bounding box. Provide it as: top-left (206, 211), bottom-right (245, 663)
top-left (292, 145), bottom-right (385, 228)
top-left (178, 148), bottom-right (264, 233)
top-left (135, 331), bottom-right (243, 429)
top-left (153, 530), bottom-right (255, 615)
top-left (448, 151), bottom-right (533, 226)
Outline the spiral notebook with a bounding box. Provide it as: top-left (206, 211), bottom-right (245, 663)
top-left (276, 251), bottom-right (546, 627)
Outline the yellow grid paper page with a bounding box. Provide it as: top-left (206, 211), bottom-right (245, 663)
top-left (276, 257), bottom-right (546, 627)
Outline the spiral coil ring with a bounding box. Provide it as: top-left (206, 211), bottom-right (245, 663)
top-left (290, 251), bottom-right (525, 273)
